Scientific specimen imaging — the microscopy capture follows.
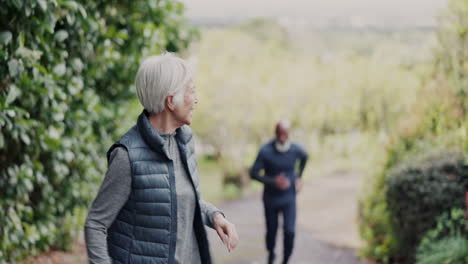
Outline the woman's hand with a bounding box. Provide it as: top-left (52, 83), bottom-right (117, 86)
top-left (213, 213), bottom-right (239, 252)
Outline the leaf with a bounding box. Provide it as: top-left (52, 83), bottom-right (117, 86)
top-left (6, 84), bottom-right (21, 106)
top-left (23, 178), bottom-right (33, 191)
top-left (18, 31), bottom-right (25, 47)
top-left (33, 63), bottom-right (48, 74)
top-left (20, 133), bottom-right (31, 145)
top-left (77, 4), bottom-right (87, 18)
top-left (71, 58), bottom-right (83, 72)
top-left (1, 106), bottom-right (29, 117)
top-left (66, 13), bottom-right (75, 25)
top-left (25, 5), bottom-right (32, 16)
top-left (61, 1), bottom-right (79, 10)
top-left (43, 13), bottom-right (57, 34)
top-left (37, 0), bottom-right (47, 11)
top-left (12, 0), bottom-right (23, 9)
top-left (48, 127), bottom-right (61, 140)
top-left (15, 47), bottom-right (43, 61)
top-left (54, 30), bottom-right (69, 42)
top-left (53, 63), bottom-right (66, 76)
top-left (0, 31), bottom-right (12, 45)
top-left (6, 109), bottom-right (16, 117)
top-left (8, 59), bottom-right (21, 77)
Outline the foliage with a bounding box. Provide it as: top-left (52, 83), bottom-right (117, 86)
top-left (359, 0), bottom-right (468, 262)
top-left (415, 236), bottom-right (468, 264)
top-left (358, 116), bottom-right (467, 263)
top-left (415, 208), bottom-right (468, 264)
top-left (358, 168), bottom-right (397, 264)
top-left (192, 21), bottom-right (429, 176)
top-left (435, 0), bottom-right (468, 116)
top-left (386, 150), bottom-right (468, 262)
top-left (191, 22), bottom-right (435, 246)
top-left (417, 208), bottom-right (468, 255)
top-left (239, 18), bottom-right (289, 45)
top-left (0, 0), bottom-right (195, 262)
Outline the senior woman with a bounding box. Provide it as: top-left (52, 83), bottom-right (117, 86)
top-left (84, 53), bottom-right (238, 264)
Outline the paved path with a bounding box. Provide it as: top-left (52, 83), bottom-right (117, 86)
top-left (25, 171), bottom-right (368, 264)
top-left (207, 171), bottom-right (368, 264)
top-left (297, 171), bottom-right (364, 249)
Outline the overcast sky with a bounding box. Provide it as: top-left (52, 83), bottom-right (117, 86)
top-left (182, 0), bottom-right (447, 25)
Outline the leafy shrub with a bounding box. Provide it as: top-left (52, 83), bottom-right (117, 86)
top-left (416, 236), bottom-right (468, 264)
top-left (358, 0), bottom-right (468, 263)
top-left (416, 208), bottom-right (468, 264)
top-left (385, 150), bottom-right (468, 262)
top-left (417, 208), bottom-right (468, 255)
top-left (357, 134), bottom-right (427, 263)
top-left (0, 0), bottom-right (195, 262)
top-left (358, 169), bottom-right (397, 264)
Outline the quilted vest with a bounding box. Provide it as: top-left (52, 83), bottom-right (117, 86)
top-left (106, 110), bottom-right (211, 264)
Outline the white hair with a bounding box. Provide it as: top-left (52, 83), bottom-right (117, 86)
top-left (135, 53), bottom-right (193, 115)
top-left (277, 119), bottom-right (291, 130)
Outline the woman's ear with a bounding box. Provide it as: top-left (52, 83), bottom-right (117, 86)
top-left (165, 95), bottom-right (176, 111)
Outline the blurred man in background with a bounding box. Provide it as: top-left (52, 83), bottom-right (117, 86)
top-left (250, 119), bottom-right (308, 264)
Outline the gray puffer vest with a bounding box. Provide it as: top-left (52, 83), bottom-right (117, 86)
top-left (106, 110), bottom-right (211, 264)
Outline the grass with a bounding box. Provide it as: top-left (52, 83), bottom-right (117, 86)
top-left (198, 156), bottom-right (226, 203)
top-left (198, 156), bottom-right (262, 204)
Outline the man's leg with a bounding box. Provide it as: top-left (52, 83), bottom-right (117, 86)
top-left (281, 200), bottom-right (296, 264)
top-left (264, 202), bottom-right (279, 264)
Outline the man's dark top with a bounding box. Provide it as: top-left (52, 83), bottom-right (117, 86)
top-left (250, 140), bottom-right (308, 205)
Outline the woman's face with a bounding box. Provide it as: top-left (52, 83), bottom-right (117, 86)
top-left (173, 80), bottom-right (198, 126)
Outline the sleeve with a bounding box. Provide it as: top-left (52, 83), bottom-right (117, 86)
top-left (190, 137), bottom-right (224, 229)
top-left (296, 145), bottom-right (309, 178)
top-left (84, 147), bottom-right (132, 264)
top-left (249, 147), bottom-right (276, 186)
top-left (199, 199), bottom-right (224, 229)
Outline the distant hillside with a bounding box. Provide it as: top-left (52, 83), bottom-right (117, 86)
top-left (188, 16), bottom-right (437, 32)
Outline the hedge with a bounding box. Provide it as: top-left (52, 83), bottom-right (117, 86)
top-left (416, 208), bottom-right (468, 264)
top-left (0, 0), bottom-right (196, 262)
top-left (386, 150), bottom-right (468, 263)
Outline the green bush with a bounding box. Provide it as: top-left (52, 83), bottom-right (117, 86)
top-left (0, 0), bottom-right (196, 262)
top-left (359, 0), bottom-right (468, 263)
top-left (385, 150), bottom-right (468, 262)
top-left (358, 169), bottom-right (397, 264)
top-left (416, 208), bottom-right (468, 264)
top-left (358, 135), bottom-right (426, 264)
top-left (416, 236), bottom-right (468, 264)
top-left (417, 208), bottom-right (468, 255)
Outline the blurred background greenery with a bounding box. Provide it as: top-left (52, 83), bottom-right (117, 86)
top-left (1, 0), bottom-right (467, 263)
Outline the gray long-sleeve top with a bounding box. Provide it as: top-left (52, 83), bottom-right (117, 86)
top-left (84, 133), bottom-right (222, 264)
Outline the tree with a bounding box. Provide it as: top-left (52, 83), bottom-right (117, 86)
top-left (0, 0), bottom-right (197, 262)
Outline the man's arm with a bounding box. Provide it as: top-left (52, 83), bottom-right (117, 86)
top-left (297, 145), bottom-right (308, 178)
top-left (84, 147), bottom-right (131, 264)
top-left (250, 148), bottom-right (276, 186)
